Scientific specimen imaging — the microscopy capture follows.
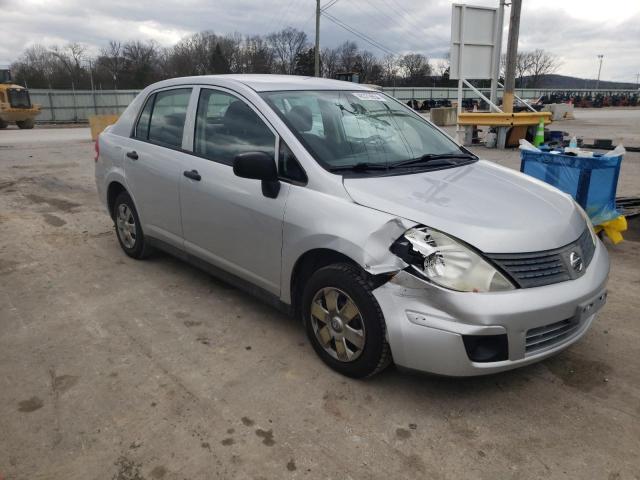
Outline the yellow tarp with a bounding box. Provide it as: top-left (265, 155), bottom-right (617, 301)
top-left (88, 115), bottom-right (119, 141)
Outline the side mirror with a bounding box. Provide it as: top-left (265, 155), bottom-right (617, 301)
top-left (233, 152), bottom-right (277, 181)
top-left (233, 152), bottom-right (280, 198)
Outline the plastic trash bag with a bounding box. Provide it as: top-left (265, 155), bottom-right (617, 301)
top-left (604, 144), bottom-right (625, 157)
top-left (518, 139), bottom-right (541, 152)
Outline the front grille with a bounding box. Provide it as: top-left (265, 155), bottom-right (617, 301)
top-left (8, 89), bottom-right (31, 108)
top-left (486, 228), bottom-right (595, 288)
top-left (525, 319), bottom-right (581, 354)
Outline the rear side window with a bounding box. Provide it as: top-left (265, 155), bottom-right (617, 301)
top-left (194, 89), bottom-right (275, 166)
top-left (134, 95), bottom-right (154, 140)
top-left (134, 88), bottom-right (191, 148)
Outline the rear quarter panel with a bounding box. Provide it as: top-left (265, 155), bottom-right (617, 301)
top-left (95, 128), bottom-right (128, 214)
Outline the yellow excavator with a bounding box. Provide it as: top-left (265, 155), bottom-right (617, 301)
top-left (0, 67), bottom-right (40, 129)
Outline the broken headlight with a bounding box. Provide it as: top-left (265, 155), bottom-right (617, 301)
top-left (390, 227), bottom-right (514, 292)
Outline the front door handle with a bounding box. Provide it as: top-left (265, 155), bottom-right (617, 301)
top-left (183, 169), bottom-right (201, 181)
top-left (126, 151), bottom-right (138, 160)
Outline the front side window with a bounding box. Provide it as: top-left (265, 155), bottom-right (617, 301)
top-left (144, 88), bottom-right (191, 148)
top-left (261, 90), bottom-right (473, 173)
top-left (279, 140), bottom-right (306, 184)
top-left (194, 89), bottom-right (275, 166)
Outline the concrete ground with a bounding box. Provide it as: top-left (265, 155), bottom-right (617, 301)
top-left (1, 108), bottom-right (639, 480)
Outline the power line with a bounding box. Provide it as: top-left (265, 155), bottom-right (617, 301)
top-left (321, 0), bottom-right (341, 11)
top-left (383, 0), bottom-right (427, 33)
top-left (321, 11), bottom-right (398, 56)
top-left (351, 0), bottom-right (420, 52)
top-left (270, 0), bottom-right (304, 33)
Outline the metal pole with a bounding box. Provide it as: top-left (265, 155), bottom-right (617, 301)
top-left (595, 54), bottom-right (603, 90)
top-left (502, 0), bottom-right (521, 113)
top-left (48, 91), bottom-right (56, 122)
top-left (463, 79), bottom-right (503, 112)
top-left (314, 0), bottom-right (321, 77)
top-left (490, 0), bottom-right (505, 111)
top-left (455, 5), bottom-right (466, 144)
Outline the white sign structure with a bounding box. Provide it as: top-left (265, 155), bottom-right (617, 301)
top-left (450, 3), bottom-right (503, 142)
top-left (450, 4), bottom-right (499, 80)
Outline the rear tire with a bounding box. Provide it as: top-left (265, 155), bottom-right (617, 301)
top-left (16, 118), bottom-right (35, 129)
top-left (113, 191), bottom-right (152, 259)
top-left (302, 263), bottom-right (392, 378)
top-left (0, 118), bottom-right (7, 129)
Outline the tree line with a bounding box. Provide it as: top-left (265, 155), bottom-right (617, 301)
top-left (10, 27), bottom-right (559, 90)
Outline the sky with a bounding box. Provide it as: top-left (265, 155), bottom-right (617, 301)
top-left (0, 0), bottom-right (638, 83)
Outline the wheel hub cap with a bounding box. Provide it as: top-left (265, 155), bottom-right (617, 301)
top-left (310, 287), bottom-right (366, 363)
top-left (116, 204), bottom-right (136, 249)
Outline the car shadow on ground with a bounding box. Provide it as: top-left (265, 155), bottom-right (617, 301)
top-left (135, 247), bottom-right (590, 398)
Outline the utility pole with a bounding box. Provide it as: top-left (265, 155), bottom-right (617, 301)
top-left (314, 0), bottom-right (321, 77)
top-left (502, 0), bottom-right (521, 113)
top-left (594, 54), bottom-right (604, 90)
top-left (489, 0), bottom-right (506, 111)
top-left (636, 73), bottom-right (639, 89)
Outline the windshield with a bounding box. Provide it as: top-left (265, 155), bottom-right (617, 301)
top-left (260, 90), bottom-right (471, 172)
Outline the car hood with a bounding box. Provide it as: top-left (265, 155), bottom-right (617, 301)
top-left (342, 160), bottom-right (585, 253)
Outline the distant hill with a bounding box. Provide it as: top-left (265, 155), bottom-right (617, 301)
top-left (522, 74), bottom-right (638, 90)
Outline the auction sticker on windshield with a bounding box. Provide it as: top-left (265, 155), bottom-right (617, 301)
top-left (352, 92), bottom-right (387, 101)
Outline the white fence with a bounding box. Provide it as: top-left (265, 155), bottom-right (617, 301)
top-left (28, 87), bottom-right (639, 123)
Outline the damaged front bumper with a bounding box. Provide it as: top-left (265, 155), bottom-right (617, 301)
top-left (372, 240), bottom-right (610, 376)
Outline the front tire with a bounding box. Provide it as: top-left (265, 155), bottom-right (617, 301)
top-left (302, 263), bottom-right (392, 378)
top-left (0, 118), bottom-right (8, 129)
top-left (16, 119), bottom-right (35, 129)
top-left (113, 191), bottom-right (151, 259)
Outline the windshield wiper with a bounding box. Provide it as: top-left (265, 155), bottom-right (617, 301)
top-left (328, 162), bottom-right (389, 172)
top-left (390, 152), bottom-right (476, 168)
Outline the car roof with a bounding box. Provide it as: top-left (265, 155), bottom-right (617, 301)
top-left (150, 74), bottom-right (377, 92)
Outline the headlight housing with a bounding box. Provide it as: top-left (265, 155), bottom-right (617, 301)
top-left (390, 227), bottom-right (515, 292)
top-left (574, 201), bottom-right (598, 247)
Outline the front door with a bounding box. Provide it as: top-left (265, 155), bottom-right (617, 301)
top-left (179, 87), bottom-right (290, 295)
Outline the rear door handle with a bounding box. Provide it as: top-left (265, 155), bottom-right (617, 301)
top-left (183, 169), bottom-right (201, 181)
top-left (126, 151), bottom-right (138, 160)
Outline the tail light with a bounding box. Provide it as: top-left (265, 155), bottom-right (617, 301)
top-left (94, 135), bottom-right (100, 162)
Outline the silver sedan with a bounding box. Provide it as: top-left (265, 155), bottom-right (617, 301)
top-left (95, 74), bottom-right (609, 378)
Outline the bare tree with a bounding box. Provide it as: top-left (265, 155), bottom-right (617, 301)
top-left (500, 50), bottom-right (559, 87)
top-left (239, 35), bottom-right (273, 73)
top-left (399, 53), bottom-right (431, 86)
top-left (267, 27), bottom-right (308, 75)
top-left (358, 50), bottom-right (382, 84)
top-left (51, 43), bottom-right (86, 89)
top-left (435, 59), bottom-right (449, 78)
top-left (97, 41), bottom-right (124, 88)
top-left (320, 47), bottom-right (339, 78)
top-left (11, 44), bottom-right (57, 88)
top-left (336, 41), bottom-right (359, 72)
top-left (527, 49), bottom-right (559, 87)
top-left (122, 40), bottom-right (159, 88)
top-left (380, 54), bottom-right (398, 85)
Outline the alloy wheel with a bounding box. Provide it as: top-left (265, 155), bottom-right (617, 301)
top-left (116, 203), bottom-right (137, 249)
top-left (310, 287), bottom-right (366, 362)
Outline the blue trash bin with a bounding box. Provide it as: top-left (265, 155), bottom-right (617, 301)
top-left (520, 150), bottom-right (623, 225)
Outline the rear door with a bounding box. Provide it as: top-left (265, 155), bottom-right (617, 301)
top-left (179, 87), bottom-right (290, 295)
top-left (123, 87), bottom-right (193, 247)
